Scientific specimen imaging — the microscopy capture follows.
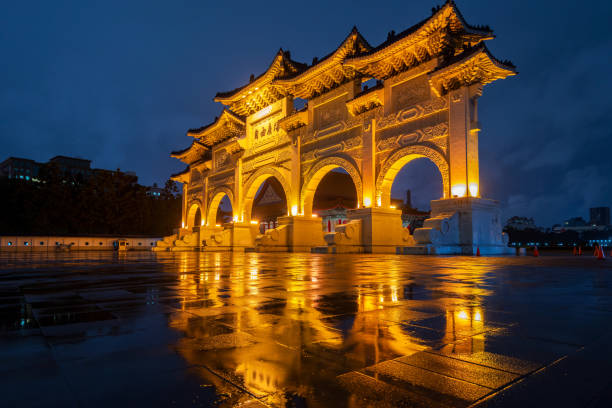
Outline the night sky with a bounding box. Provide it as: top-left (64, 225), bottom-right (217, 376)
top-left (2, 0), bottom-right (611, 227)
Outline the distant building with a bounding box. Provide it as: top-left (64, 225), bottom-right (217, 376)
top-left (399, 190), bottom-right (429, 231)
top-left (564, 217), bottom-right (588, 228)
top-left (147, 183), bottom-right (164, 198)
top-left (505, 216), bottom-right (537, 231)
top-left (589, 207), bottom-right (610, 226)
top-left (0, 155), bottom-right (137, 184)
top-left (0, 157), bottom-right (40, 181)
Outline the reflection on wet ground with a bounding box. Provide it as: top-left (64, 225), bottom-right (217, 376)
top-left (1, 251), bottom-right (611, 407)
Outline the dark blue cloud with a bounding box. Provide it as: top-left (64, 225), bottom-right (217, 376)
top-left (1, 0), bottom-right (611, 226)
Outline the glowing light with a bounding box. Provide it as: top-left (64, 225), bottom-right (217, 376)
top-left (311, 214), bottom-right (318, 218)
top-left (458, 310), bottom-right (468, 320)
top-left (451, 184), bottom-right (467, 198)
top-left (474, 311), bottom-right (482, 322)
top-left (391, 286), bottom-right (398, 302)
top-left (201, 220), bottom-right (205, 226)
top-left (233, 215), bottom-right (239, 222)
top-left (468, 183), bottom-right (479, 197)
top-left (291, 205), bottom-right (298, 216)
top-left (376, 196), bottom-right (382, 207)
top-left (181, 221), bottom-right (185, 228)
top-left (250, 220), bottom-right (259, 225)
top-left (215, 224), bottom-right (221, 227)
top-left (363, 197), bottom-right (372, 207)
top-left (390, 205), bottom-right (396, 209)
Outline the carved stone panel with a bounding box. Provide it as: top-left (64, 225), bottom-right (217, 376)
top-left (391, 75), bottom-right (431, 112)
top-left (377, 110), bottom-right (449, 153)
top-left (314, 95), bottom-right (347, 130)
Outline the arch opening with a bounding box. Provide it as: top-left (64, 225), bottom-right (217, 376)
top-left (186, 204), bottom-right (203, 229)
top-left (242, 169), bottom-right (291, 226)
top-left (246, 176), bottom-right (288, 233)
top-left (376, 146), bottom-right (449, 209)
top-left (301, 157), bottom-right (363, 218)
top-left (383, 156), bottom-right (444, 233)
top-left (309, 168), bottom-right (358, 233)
top-left (207, 192), bottom-right (234, 227)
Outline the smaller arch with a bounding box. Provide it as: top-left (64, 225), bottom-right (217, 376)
top-left (186, 201), bottom-right (203, 229)
top-left (206, 186), bottom-right (234, 226)
top-left (300, 156), bottom-right (363, 216)
top-left (376, 145), bottom-right (449, 208)
top-left (242, 167), bottom-right (292, 222)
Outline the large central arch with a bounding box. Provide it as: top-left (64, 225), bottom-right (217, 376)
top-left (206, 186), bottom-right (234, 226)
top-left (376, 145), bottom-right (449, 208)
top-left (242, 167), bottom-right (292, 223)
top-left (300, 156), bottom-right (363, 216)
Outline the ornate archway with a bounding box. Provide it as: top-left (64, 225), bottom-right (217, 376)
top-left (206, 186), bottom-right (234, 226)
top-left (300, 156), bottom-right (363, 216)
top-left (242, 167), bottom-right (292, 223)
top-left (376, 145), bottom-right (449, 208)
top-left (167, 3), bottom-right (516, 253)
top-left (186, 201), bottom-right (203, 228)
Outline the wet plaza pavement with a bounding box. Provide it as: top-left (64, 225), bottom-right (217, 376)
top-left (1, 251), bottom-right (611, 407)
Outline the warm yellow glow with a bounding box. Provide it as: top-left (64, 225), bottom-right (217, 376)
top-left (474, 311), bottom-right (482, 322)
top-left (250, 220), bottom-right (259, 225)
top-left (311, 214), bottom-right (318, 218)
top-left (181, 221), bottom-right (185, 228)
top-left (376, 196), bottom-right (382, 207)
top-left (468, 183), bottom-right (479, 197)
top-left (233, 215), bottom-right (239, 222)
top-left (215, 224), bottom-right (221, 227)
top-left (451, 184), bottom-right (467, 197)
top-left (390, 205), bottom-right (396, 209)
top-left (200, 220), bottom-right (205, 226)
top-left (363, 197), bottom-right (371, 207)
top-left (457, 310), bottom-right (468, 320)
top-left (391, 286), bottom-right (398, 302)
top-left (291, 205), bottom-right (298, 216)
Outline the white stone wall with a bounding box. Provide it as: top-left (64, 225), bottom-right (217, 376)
top-left (0, 236), bottom-right (162, 251)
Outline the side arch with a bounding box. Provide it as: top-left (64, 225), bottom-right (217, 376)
top-left (206, 186), bottom-right (234, 226)
top-left (242, 167), bottom-right (292, 222)
top-left (375, 145), bottom-right (449, 208)
top-left (300, 156), bottom-right (363, 216)
top-left (186, 201), bottom-right (203, 229)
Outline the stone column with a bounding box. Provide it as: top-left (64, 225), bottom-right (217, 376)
top-left (202, 176), bottom-right (209, 225)
top-left (233, 158), bottom-right (242, 222)
top-left (181, 185), bottom-right (187, 229)
top-left (290, 132), bottom-right (301, 216)
top-left (448, 84), bottom-right (481, 198)
top-left (361, 117), bottom-right (376, 208)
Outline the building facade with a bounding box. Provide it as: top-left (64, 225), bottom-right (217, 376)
top-left (590, 207), bottom-right (610, 227)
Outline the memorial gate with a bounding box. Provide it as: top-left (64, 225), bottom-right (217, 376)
top-left (155, 1), bottom-right (516, 254)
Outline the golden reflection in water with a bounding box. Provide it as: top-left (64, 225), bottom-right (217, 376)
top-left (165, 253), bottom-right (490, 404)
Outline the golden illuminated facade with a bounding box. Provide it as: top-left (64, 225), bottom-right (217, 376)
top-left (158, 1), bottom-right (516, 254)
